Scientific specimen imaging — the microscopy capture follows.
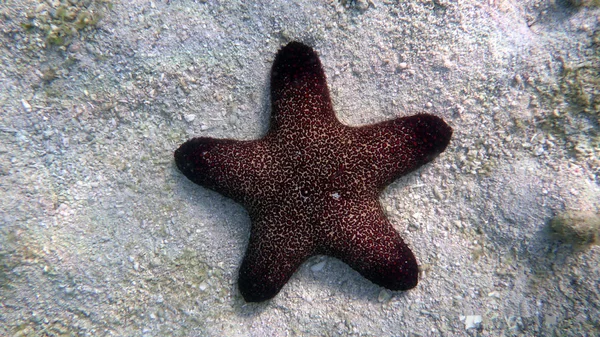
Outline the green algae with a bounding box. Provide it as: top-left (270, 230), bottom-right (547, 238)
top-left (550, 210), bottom-right (600, 248)
top-left (20, 0), bottom-right (113, 48)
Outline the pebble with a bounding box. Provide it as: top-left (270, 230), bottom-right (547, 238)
top-left (378, 289), bottom-right (392, 302)
top-left (514, 74), bottom-right (522, 85)
top-left (461, 315), bottom-right (482, 329)
top-left (534, 146), bottom-right (545, 156)
top-left (21, 99), bottom-right (32, 112)
top-left (433, 186), bottom-right (443, 200)
top-left (310, 260), bottom-right (326, 272)
top-left (550, 210), bottom-right (600, 247)
top-left (487, 290), bottom-right (501, 298)
top-left (184, 114), bottom-right (196, 122)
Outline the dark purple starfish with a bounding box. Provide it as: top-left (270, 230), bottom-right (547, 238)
top-left (175, 41), bottom-right (452, 302)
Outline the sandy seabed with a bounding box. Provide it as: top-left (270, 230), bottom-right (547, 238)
top-left (1, 0), bottom-right (598, 336)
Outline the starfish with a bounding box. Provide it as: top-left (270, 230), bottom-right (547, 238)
top-left (175, 41), bottom-right (452, 302)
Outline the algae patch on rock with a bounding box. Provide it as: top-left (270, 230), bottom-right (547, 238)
top-left (550, 210), bottom-right (600, 248)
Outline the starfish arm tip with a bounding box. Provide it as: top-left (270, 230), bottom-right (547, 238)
top-left (174, 137), bottom-right (221, 185)
top-left (269, 41), bottom-right (336, 128)
top-left (404, 113), bottom-right (453, 158)
top-left (347, 242), bottom-right (419, 292)
top-left (174, 137), bottom-right (251, 202)
top-left (272, 41), bottom-right (324, 90)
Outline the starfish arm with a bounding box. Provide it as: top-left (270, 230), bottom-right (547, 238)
top-left (238, 211), bottom-right (316, 302)
top-left (355, 113), bottom-right (452, 190)
top-left (268, 42), bottom-right (337, 134)
top-left (174, 137), bottom-right (273, 206)
top-left (319, 197), bottom-right (419, 291)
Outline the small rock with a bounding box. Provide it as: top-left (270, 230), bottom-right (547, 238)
top-left (184, 114), bottom-right (196, 122)
top-left (534, 146), bottom-right (545, 156)
top-left (378, 289), bottom-right (392, 303)
top-left (550, 210), bottom-right (600, 248)
top-left (461, 315), bottom-right (482, 330)
top-left (487, 291), bottom-right (501, 298)
top-left (311, 260), bottom-right (326, 272)
top-left (433, 186), bottom-right (443, 200)
top-left (514, 74), bottom-right (522, 85)
top-left (21, 99), bottom-right (32, 112)
top-left (566, 0), bottom-right (592, 7)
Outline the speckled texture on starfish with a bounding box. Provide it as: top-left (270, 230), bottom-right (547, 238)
top-left (175, 41), bottom-right (453, 302)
